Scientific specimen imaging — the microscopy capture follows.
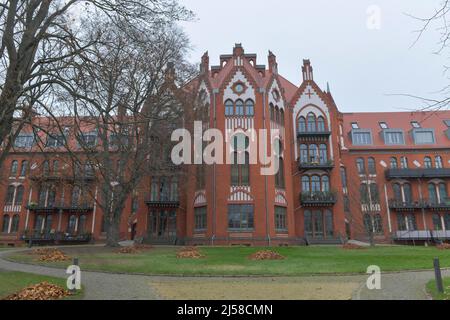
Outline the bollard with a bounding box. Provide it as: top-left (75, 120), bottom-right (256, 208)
top-left (71, 257), bottom-right (79, 294)
top-left (434, 257), bottom-right (444, 294)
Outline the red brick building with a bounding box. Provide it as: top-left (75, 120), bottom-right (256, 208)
top-left (1, 44), bottom-right (449, 246)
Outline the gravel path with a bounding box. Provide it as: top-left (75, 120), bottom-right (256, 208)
top-left (1, 247), bottom-right (447, 300)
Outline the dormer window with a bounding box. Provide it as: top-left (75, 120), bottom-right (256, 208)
top-left (351, 129), bottom-right (373, 146)
top-left (383, 129), bottom-right (405, 145)
top-left (412, 128), bottom-right (435, 145)
top-left (379, 122), bottom-right (388, 129)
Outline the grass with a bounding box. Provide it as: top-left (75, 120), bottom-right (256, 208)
top-left (6, 246), bottom-right (450, 276)
top-left (0, 271), bottom-right (83, 300)
top-left (426, 277), bottom-right (450, 300)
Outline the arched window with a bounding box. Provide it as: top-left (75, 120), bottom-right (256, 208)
top-left (309, 144), bottom-right (318, 163)
top-left (20, 160), bottom-right (28, 177)
top-left (72, 186), bottom-right (81, 207)
top-left (231, 135), bottom-right (250, 186)
top-left (360, 184), bottom-right (369, 204)
top-left (270, 104), bottom-right (275, 121)
top-left (43, 160), bottom-right (50, 176)
top-left (400, 157), bottom-right (408, 169)
top-left (393, 183), bottom-right (402, 201)
top-left (322, 176), bottom-right (330, 192)
top-left (317, 117), bottom-right (325, 132)
top-left (245, 99), bottom-right (254, 117)
top-left (276, 157), bottom-right (285, 189)
top-left (67, 215), bottom-right (77, 233)
top-left (435, 156), bottom-right (443, 169)
top-left (356, 158), bottom-right (365, 174)
top-left (300, 144), bottom-right (308, 163)
top-left (280, 109), bottom-right (285, 126)
top-left (275, 106), bottom-right (280, 124)
top-left (53, 160), bottom-right (59, 175)
top-left (2, 215), bottom-right (10, 233)
top-left (79, 215), bottom-right (87, 233)
top-left (368, 157), bottom-right (376, 175)
top-left (11, 215), bottom-right (19, 233)
top-left (15, 186), bottom-right (24, 206)
top-left (403, 184), bottom-right (412, 203)
top-left (302, 176), bottom-right (310, 192)
top-left (319, 144), bottom-right (328, 163)
top-left (307, 113), bottom-right (316, 132)
top-left (47, 187), bottom-right (56, 207)
top-left (439, 183), bottom-right (448, 203)
top-left (298, 117), bottom-right (306, 133)
top-left (34, 215), bottom-right (44, 231)
top-left (235, 99), bottom-right (244, 116)
top-left (363, 214), bottom-right (372, 233)
top-left (370, 184), bottom-right (380, 203)
top-left (241, 152), bottom-right (250, 186)
top-left (428, 183), bottom-right (438, 204)
top-left (5, 186), bottom-right (15, 205)
top-left (311, 175), bottom-right (321, 192)
top-left (10, 160), bottom-right (18, 177)
top-left (225, 100), bottom-right (234, 116)
top-left (325, 210), bottom-right (334, 237)
top-left (424, 157), bottom-right (432, 169)
top-left (390, 157), bottom-right (398, 169)
top-left (374, 214), bottom-right (383, 233)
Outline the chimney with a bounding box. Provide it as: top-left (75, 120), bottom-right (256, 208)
top-left (165, 62), bottom-right (175, 82)
top-left (200, 51), bottom-right (209, 74)
top-left (302, 59), bottom-right (313, 81)
top-left (233, 43), bottom-right (244, 56)
top-left (268, 51), bottom-right (278, 74)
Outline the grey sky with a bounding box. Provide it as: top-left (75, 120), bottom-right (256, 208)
top-left (179, 0), bottom-right (448, 112)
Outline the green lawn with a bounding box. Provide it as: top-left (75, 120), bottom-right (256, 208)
top-left (0, 271), bottom-right (83, 300)
top-left (426, 277), bottom-right (450, 300)
top-left (6, 246), bottom-right (450, 276)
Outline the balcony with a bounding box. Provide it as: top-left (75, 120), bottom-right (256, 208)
top-left (388, 199), bottom-right (425, 211)
top-left (297, 130), bottom-right (331, 142)
top-left (299, 160), bottom-right (334, 171)
top-left (145, 197), bottom-right (180, 208)
top-left (30, 172), bottom-right (95, 183)
top-left (385, 168), bottom-right (450, 180)
top-left (26, 202), bottom-right (94, 213)
top-left (426, 199), bottom-right (450, 211)
top-left (300, 191), bottom-right (337, 207)
top-left (26, 203), bottom-right (61, 213)
top-left (21, 230), bottom-right (92, 243)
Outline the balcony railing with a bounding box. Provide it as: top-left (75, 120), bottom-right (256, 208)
top-left (426, 199), bottom-right (450, 210)
top-left (393, 230), bottom-right (450, 241)
top-left (297, 130), bottom-right (331, 141)
top-left (299, 160), bottom-right (334, 171)
top-left (30, 172), bottom-right (95, 182)
top-left (26, 202), bottom-right (94, 213)
top-left (145, 196), bottom-right (180, 208)
top-left (300, 191), bottom-right (337, 207)
top-left (386, 168), bottom-right (450, 180)
top-left (388, 199), bottom-right (425, 211)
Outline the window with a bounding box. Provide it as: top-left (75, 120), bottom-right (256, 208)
top-left (231, 135), bottom-right (250, 186)
top-left (131, 197), bottom-right (139, 214)
top-left (67, 215), bottom-right (77, 233)
top-left (5, 186), bottom-right (14, 205)
top-left (322, 176), bottom-right (330, 192)
top-left (11, 215), bottom-right (19, 233)
top-left (275, 158), bottom-right (285, 189)
top-left (374, 214), bottom-right (383, 234)
top-left (80, 132), bottom-right (97, 148)
top-left (360, 184), bottom-right (369, 204)
top-left (424, 157), bottom-right (432, 169)
top-left (15, 186), bottom-right (24, 206)
top-left (319, 144), bottom-right (328, 163)
top-left (390, 157), bottom-right (398, 169)
top-left (270, 104), bottom-right (275, 121)
top-left (304, 211), bottom-right (313, 237)
top-left (393, 183), bottom-right (402, 202)
top-left (20, 160), bottom-right (28, 177)
top-left (404, 184), bottom-right (412, 203)
top-left (10, 160), bottom-right (18, 176)
top-left (307, 113), bottom-right (316, 132)
top-left (363, 214), bottom-right (373, 233)
top-left (302, 176), bottom-right (310, 192)
top-left (280, 109), bottom-right (285, 126)
top-left (397, 213), bottom-right (407, 231)
top-left (343, 196), bottom-right (350, 212)
top-left (370, 184), bottom-right (380, 203)
top-left (317, 117), bottom-right (326, 132)
top-left (311, 175), bottom-right (321, 192)
top-left (235, 100), bottom-right (244, 116)
top-left (53, 160), bottom-right (59, 175)
top-left (228, 204), bottom-right (254, 230)
top-left (383, 130), bottom-right (405, 145)
top-left (351, 123), bottom-right (359, 129)
top-left (433, 214), bottom-right (442, 231)
top-left (429, 183), bottom-right (438, 204)
top-left (197, 165), bottom-right (205, 190)
top-left (300, 144), bottom-right (308, 163)
top-left (445, 214), bottom-right (450, 231)
top-left (313, 211), bottom-right (324, 238)
top-left (43, 161), bottom-right (50, 176)
top-left (79, 215), bottom-right (87, 233)
top-left (340, 168), bottom-right (348, 189)
top-left (298, 117), bottom-right (306, 133)
top-left (379, 122), bottom-right (388, 129)
top-left (275, 206), bottom-right (287, 231)
top-left (407, 214), bottom-right (417, 231)
top-left (2, 215), bottom-right (10, 233)
top-left (439, 183), bottom-right (448, 203)
top-left (411, 121), bottom-right (421, 128)
top-left (225, 100), bottom-right (234, 116)
top-left (356, 158), bottom-right (365, 175)
top-left (194, 207), bottom-right (207, 230)
top-left (46, 134), bottom-right (65, 148)
top-left (352, 130), bottom-right (372, 145)
top-left (245, 99), bottom-right (254, 116)
top-left (435, 156), bottom-right (443, 169)
top-left (275, 107), bottom-right (280, 124)
top-left (309, 144), bottom-right (318, 163)
top-left (71, 186), bottom-right (81, 207)
top-left (400, 157), bottom-right (408, 169)
top-left (368, 157), bottom-right (376, 175)
top-left (325, 210), bottom-right (334, 237)
top-left (413, 129), bottom-right (435, 145)
top-left (170, 178), bottom-right (179, 201)
top-left (14, 134), bottom-right (34, 148)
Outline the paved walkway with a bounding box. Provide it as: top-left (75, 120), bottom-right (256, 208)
top-left (0, 248), bottom-right (447, 300)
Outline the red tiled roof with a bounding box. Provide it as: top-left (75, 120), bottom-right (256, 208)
top-left (342, 110), bottom-right (450, 149)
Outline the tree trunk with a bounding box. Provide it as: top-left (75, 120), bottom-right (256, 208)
top-left (105, 216), bottom-right (120, 247)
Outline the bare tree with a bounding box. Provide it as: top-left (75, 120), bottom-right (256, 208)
top-left (0, 0), bottom-right (192, 171)
top-left (53, 19), bottom-right (194, 246)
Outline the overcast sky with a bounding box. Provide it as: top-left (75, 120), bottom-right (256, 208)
top-left (178, 0), bottom-right (448, 113)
